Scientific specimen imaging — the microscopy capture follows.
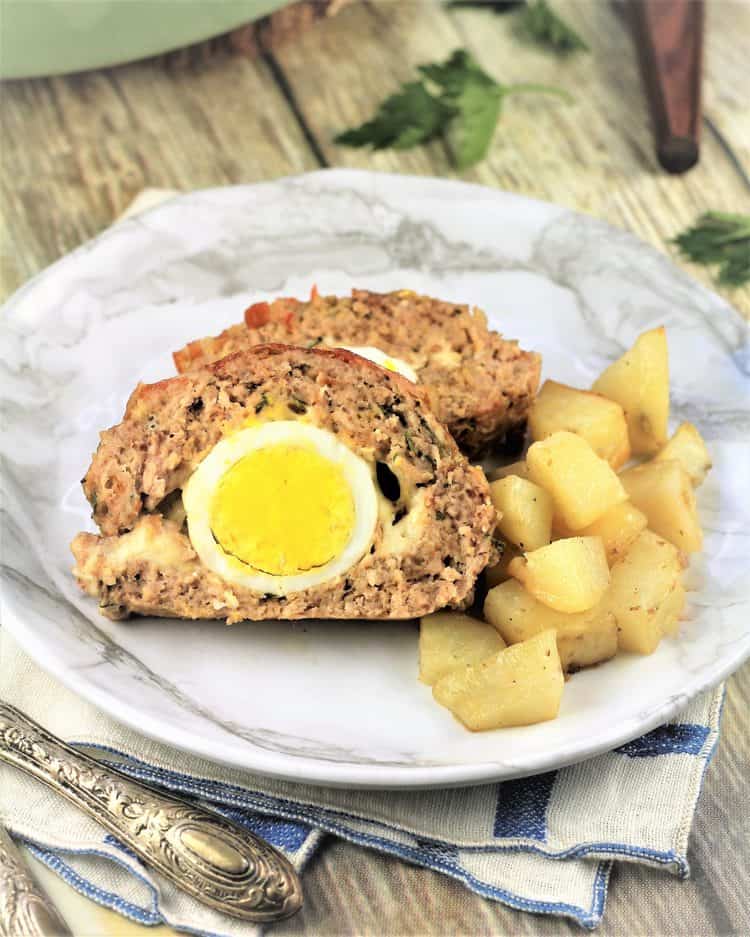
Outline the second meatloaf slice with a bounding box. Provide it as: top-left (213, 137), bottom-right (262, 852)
top-left (173, 289), bottom-right (541, 456)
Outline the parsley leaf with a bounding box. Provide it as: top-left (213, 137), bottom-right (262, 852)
top-left (421, 50), bottom-right (571, 168)
top-left (674, 212), bottom-right (750, 288)
top-left (336, 49), bottom-right (571, 169)
top-left (446, 80), bottom-right (505, 169)
top-left (448, 1), bottom-right (524, 11)
top-left (334, 81), bottom-right (451, 151)
top-left (418, 48), bottom-right (498, 96)
top-left (517, 0), bottom-right (589, 55)
top-left (419, 50), bottom-right (503, 169)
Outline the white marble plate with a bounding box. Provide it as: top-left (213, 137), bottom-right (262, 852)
top-left (2, 170), bottom-right (749, 789)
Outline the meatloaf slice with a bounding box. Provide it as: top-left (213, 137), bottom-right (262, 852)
top-left (173, 289), bottom-right (541, 456)
top-left (72, 344), bottom-right (498, 622)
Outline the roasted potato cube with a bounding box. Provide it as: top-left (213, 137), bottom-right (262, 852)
top-left (508, 537), bottom-right (610, 613)
top-left (484, 579), bottom-right (617, 673)
top-left (488, 460), bottom-right (529, 482)
top-left (489, 476), bottom-right (554, 552)
top-left (529, 380), bottom-right (631, 469)
top-left (606, 530), bottom-right (684, 653)
top-left (432, 629), bottom-right (564, 730)
top-left (557, 500), bottom-right (648, 565)
top-left (620, 460), bottom-right (702, 553)
top-left (484, 543), bottom-right (522, 588)
top-left (592, 326), bottom-right (669, 455)
top-left (654, 422), bottom-right (712, 487)
top-left (659, 581), bottom-right (687, 637)
top-left (419, 612), bottom-right (507, 686)
top-left (527, 432), bottom-right (627, 530)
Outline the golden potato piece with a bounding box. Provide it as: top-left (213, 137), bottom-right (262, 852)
top-left (419, 612), bottom-right (507, 686)
top-left (620, 460), bottom-right (702, 553)
top-left (606, 529), bottom-right (685, 654)
top-left (489, 476), bottom-right (554, 552)
top-left (487, 460), bottom-right (530, 482)
top-left (508, 537), bottom-right (610, 613)
top-left (654, 422), bottom-right (712, 487)
top-left (432, 629), bottom-right (564, 731)
top-left (484, 579), bottom-right (617, 673)
top-left (555, 500), bottom-right (648, 566)
top-left (529, 380), bottom-right (631, 469)
top-left (527, 432), bottom-right (627, 530)
top-left (484, 543), bottom-right (522, 588)
top-left (592, 326), bottom-right (669, 455)
top-left (659, 581), bottom-right (687, 637)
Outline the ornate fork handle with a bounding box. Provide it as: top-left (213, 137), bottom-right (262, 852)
top-left (0, 703), bottom-right (302, 923)
top-left (0, 823), bottom-right (72, 936)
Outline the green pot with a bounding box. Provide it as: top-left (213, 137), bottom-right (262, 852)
top-left (1, 0), bottom-right (290, 79)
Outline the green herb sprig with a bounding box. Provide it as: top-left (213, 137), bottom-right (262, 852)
top-left (674, 212), bottom-right (750, 288)
top-left (516, 0), bottom-right (589, 54)
top-left (335, 82), bottom-right (452, 152)
top-left (335, 49), bottom-right (571, 170)
top-left (450, 1), bottom-right (588, 55)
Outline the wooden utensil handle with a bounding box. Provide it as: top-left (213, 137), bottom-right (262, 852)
top-left (0, 703), bottom-right (303, 923)
top-left (628, 0), bottom-right (705, 173)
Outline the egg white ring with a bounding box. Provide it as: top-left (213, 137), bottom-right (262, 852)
top-left (182, 421), bottom-right (379, 596)
top-left (337, 345), bottom-right (419, 384)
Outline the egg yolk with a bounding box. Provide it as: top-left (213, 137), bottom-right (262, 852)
top-left (210, 445), bottom-right (355, 577)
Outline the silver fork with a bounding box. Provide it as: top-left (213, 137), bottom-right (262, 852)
top-left (0, 822), bottom-right (72, 936)
top-left (0, 703), bottom-right (303, 927)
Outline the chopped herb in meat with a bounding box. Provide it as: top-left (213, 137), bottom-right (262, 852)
top-left (188, 397), bottom-right (204, 415)
top-left (288, 396), bottom-right (308, 414)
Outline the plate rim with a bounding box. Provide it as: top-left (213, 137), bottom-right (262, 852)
top-left (2, 168), bottom-right (748, 789)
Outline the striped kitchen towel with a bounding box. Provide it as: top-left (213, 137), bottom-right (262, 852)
top-left (0, 632), bottom-right (723, 934)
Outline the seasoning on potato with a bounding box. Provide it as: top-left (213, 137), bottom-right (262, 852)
top-left (529, 379), bottom-right (631, 469)
top-left (508, 537), bottom-right (611, 614)
top-left (526, 431), bottom-right (627, 530)
top-left (419, 612), bottom-right (506, 686)
top-left (431, 629), bottom-right (564, 731)
top-left (653, 422), bottom-right (712, 487)
top-left (484, 579), bottom-right (618, 674)
top-left (420, 323), bottom-right (706, 734)
top-left (592, 326), bottom-right (669, 455)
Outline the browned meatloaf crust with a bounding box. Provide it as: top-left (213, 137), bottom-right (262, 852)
top-left (72, 344), bottom-right (498, 622)
top-left (173, 289), bottom-right (541, 456)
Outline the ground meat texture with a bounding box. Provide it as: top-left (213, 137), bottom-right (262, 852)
top-left (172, 290), bottom-right (541, 457)
top-left (73, 344), bottom-right (498, 622)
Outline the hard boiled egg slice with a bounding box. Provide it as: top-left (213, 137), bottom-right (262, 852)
top-left (338, 345), bottom-right (418, 383)
top-left (183, 421), bottom-right (378, 596)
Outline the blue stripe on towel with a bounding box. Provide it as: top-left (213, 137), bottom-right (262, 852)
top-left (614, 723), bottom-right (710, 758)
top-left (211, 804), bottom-right (312, 851)
top-left (493, 771), bottom-right (557, 841)
top-left (23, 841), bottom-right (161, 926)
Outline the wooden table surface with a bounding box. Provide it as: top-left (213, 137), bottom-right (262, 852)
top-left (2, 1), bottom-right (749, 934)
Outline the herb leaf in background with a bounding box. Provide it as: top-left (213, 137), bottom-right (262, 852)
top-left (445, 80), bottom-right (505, 169)
top-left (448, 1), bottom-right (525, 11)
top-left (419, 50), bottom-right (502, 169)
top-left (334, 82), bottom-right (451, 151)
top-left (422, 51), bottom-right (571, 169)
top-left (419, 47), bottom-right (498, 96)
top-left (517, 0), bottom-right (589, 55)
top-left (336, 49), bottom-right (571, 169)
top-left (674, 212), bottom-right (750, 288)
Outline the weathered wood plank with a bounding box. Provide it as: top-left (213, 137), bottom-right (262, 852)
top-left (271, 0), bottom-right (750, 315)
top-left (0, 48), bottom-right (318, 298)
top-left (702, 0), bottom-right (750, 184)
